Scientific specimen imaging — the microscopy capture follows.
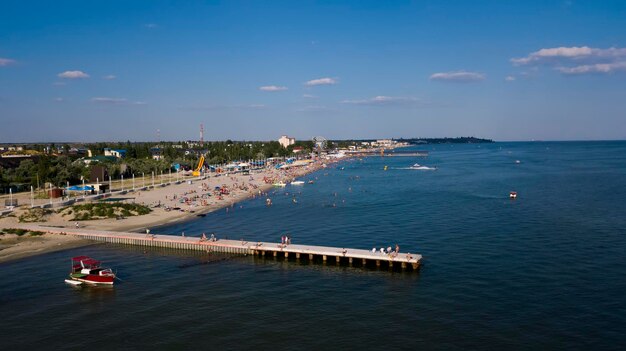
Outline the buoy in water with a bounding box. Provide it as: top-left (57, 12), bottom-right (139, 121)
top-left (509, 191), bottom-right (517, 199)
top-left (384, 166), bottom-right (388, 171)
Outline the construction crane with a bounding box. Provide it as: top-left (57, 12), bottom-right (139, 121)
top-left (192, 154), bottom-right (205, 177)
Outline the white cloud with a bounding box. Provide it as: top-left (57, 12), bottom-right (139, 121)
top-left (103, 75), bottom-right (116, 80)
top-left (91, 97), bottom-right (127, 104)
top-left (302, 94), bottom-right (317, 98)
top-left (304, 77), bottom-right (337, 86)
top-left (511, 46), bottom-right (626, 75)
top-left (505, 76), bottom-right (516, 81)
top-left (0, 58), bottom-right (16, 66)
top-left (58, 70), bottom-right (90, 79)
top-left (341, 96), bottom-right (421, 106)
top-left (511, 46), bottom-right (595, 65)
top-left (556, 61), bottom-right (626, 75)
top-left (429, 71), bottom-right (485, 82)
top-left (259, 85), bottom-right (287, 91)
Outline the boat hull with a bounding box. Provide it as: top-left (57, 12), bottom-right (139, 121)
top-left (69, 273), bottom-right (115, 285)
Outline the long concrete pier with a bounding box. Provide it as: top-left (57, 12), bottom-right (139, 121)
top-left (18, 225), bottom-right (422, 270)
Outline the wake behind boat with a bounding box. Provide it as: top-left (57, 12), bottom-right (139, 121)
top-left (68, 256), bottom-right (116, 285)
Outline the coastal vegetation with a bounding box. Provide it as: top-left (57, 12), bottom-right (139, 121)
top-left (0, 140), bottom-right (313, 193)
top-left (60, 203), bottom-right (151, 221)
top-left (0, 228), bottom-right (46, 236)
top-left (18, 208), bottom-right (53, 223)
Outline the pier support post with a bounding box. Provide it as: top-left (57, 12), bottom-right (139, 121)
top-left (273, 251), bottom-right (277, 257)
top-left (401, 262), bottom-right (407, 269)
top-left (348, 257), bottom-right (353, 265)
top-left (376, 260), bottom-right (381, 267)
top-left (362, 258), bottom-right (367, 266)
top-left (412, 263), bottom-right (419, 269)
top-left (309, 254), bottom-right (314, 260)
top-left (335, 256), bottom-right (340, 264)
top-left (296, 253), bottom-right (300, 259)
top-left (285, 252), bottom-right (289, 258)
top-left (322, 255), bottom-right (327, 262)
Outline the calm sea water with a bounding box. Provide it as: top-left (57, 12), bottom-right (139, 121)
top-left (1, 141), bottom-right (625, 350)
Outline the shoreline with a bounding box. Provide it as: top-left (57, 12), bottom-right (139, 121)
top-left (0, 233), bottom-right (93, 264)
top-left (0, 158), bottom-right (339, 263)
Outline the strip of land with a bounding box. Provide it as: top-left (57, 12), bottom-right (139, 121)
top-left (0, 160), bottom-right (333, 262)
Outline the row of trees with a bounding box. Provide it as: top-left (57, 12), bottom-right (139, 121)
top-left (0, 140), bottom-right (317, 193)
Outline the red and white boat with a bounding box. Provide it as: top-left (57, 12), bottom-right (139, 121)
top-left (68, 256), bottom-right (116, 285)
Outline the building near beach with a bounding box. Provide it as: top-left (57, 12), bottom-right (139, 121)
top-left (278, 135), bottom-right (295, 148)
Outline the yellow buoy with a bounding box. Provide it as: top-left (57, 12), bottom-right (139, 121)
top-left (384, 166), bottom-right (388, 171)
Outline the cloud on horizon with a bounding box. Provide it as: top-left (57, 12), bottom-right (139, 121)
top-left (91, 97), bottom-right (127, 104)
top-left (511, 46), bottom-right (626, 75)
top-left (341, 95), bottom-right (421, 106)
top-left (304, 77), bottom-right (337, 86)
top-left (58, 70), bottom-right (90, 79)
top-left (103, 75), bottom-right (116, 80)
top-left (505, 75), bottom-right (516, 81)
top-left (429, 71), bottom-right (485, 82)
top-left (0, 58), bottom-right (16, 66)
top-left (259, 85), bottom-right (287, 91)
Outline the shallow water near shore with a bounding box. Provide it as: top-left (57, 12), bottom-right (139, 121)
top-left (1, 141), bottom-right (626, 350)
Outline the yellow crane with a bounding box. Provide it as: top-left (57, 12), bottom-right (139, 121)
top-left (192, 154), bottom-right (205, 177)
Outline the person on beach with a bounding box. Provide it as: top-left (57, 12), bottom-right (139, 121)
top-left (75, 222), bottom-right (79, 228)
top-left (210, 233), bottom-right (216, 242)
top-left (201, 233), bottom-right (207, 242)
top-left (145, 228), bottom-right (150, 237)
top-left (395, 244), bottom-right (400, 253)
top-left (372, 248), bottom-right (376, 253)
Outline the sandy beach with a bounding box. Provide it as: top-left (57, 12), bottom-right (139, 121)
top-left (0, 160), bottom-right (333, 262)
top-left (0, 233), bottom-right (92, 264)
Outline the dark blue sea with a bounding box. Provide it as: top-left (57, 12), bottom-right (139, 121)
top-left (1, 141), bottom-right (625, 350)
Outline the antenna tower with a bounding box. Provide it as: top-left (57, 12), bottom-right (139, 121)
top-left (200, 123), bottom-right (204, 146)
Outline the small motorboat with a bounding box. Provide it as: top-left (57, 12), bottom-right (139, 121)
top-left (68, 256), bottom-right (116, 285)
top-left (308, 180), bottom-right (314, 184)
top-left (290, 181), bottom-right (305, 185)
top-left (510, 191), bottom-right (518, 199)
top-left (410, 163), bottom-right (436, 170)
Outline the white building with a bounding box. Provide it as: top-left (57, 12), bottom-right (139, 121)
top-left (103, 148), bottom-right (126, 158)
top-left (278, 135), bottom-right (296, 148)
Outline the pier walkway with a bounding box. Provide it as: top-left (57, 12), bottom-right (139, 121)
top-left (19, 225), bottom-right (422, 270)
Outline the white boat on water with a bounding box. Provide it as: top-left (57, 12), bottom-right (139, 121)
top-left (410, 163), bottom-right (437, 170)
top-left (65, 279), bottom-right (83, 286)
top-left (273, 182), bottom-right (287, 187)
top-left (291, 181), bottom-right (305, 185)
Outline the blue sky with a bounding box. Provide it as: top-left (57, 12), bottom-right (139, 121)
top-left (1, 0), bottom-right (626, 142)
